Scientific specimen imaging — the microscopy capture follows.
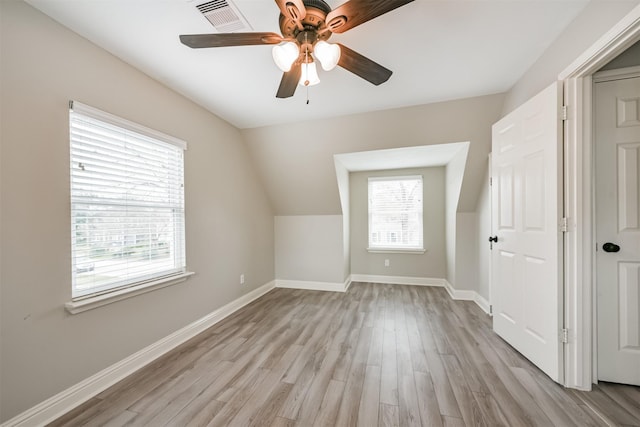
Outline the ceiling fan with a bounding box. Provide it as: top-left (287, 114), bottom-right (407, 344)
top-left (179, 0), bottom-right (415, 98)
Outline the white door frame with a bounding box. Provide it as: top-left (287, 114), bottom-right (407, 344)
top-left (560, 4), bottom-right (640, 391)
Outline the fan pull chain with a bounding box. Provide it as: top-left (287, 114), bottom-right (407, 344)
top-left (304, 32), bottom-right (310, 104)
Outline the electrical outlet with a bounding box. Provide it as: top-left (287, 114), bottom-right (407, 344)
top-left (384, 259), bottom-right (390, 267)
top-left (240, 274), bottom-right (245, 285)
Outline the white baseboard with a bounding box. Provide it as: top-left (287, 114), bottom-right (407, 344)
top-left (443, 279), bottom-right (475, 300)
top-left (473, 293), bottom-right (492, 315)
top-left (443, 279), bottom-right (492, 315)
top-left (350, 274), bottom-right (446, 287)
top-left (1, 281), bottom-right (276, 427)
top-left (275, 277), bottom-right (351, 293)
top-left (350, 274), bottom-right (491, 315)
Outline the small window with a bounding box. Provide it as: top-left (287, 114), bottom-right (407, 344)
top-left (368, 175), bottom-right (423, 251)
top-left (69, 101), bottom-right (186, 299)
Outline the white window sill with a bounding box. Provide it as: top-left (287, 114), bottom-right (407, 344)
top-left (367, 248), bottom-right (426, 254)
top-left (65, 271), bottom-right (195, 314)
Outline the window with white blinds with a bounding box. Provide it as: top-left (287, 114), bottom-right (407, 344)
top-left (69, 101), bottom-right (186, 299)
top-left (368, 176), bottom-right (423, 250)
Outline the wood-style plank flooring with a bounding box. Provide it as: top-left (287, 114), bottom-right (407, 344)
top-left (48, 283), bottom-right (640, 426)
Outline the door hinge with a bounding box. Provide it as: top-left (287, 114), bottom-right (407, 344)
top-left (560, 217), bottom-right (568, 233)
top-left (561, 328), bottom-right (569, 344)
top-left (562, 105), bottom-right (568, 121)
top-left (489, 177), bottom-right (493, 186)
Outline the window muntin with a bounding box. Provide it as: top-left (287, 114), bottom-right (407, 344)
top-left (70, 102), bottom-right (186, 299)
top-left (368, 175), bottom-right (423, 250)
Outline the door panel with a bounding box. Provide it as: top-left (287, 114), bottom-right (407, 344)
top-left (618, 262), bottom-right (640, 350)
top-left (523, 255), bottom-right (549, 343)
top-left (524, 152), bottom-right (545, 231)
top-left (497, 250), bottom-right (517, 325)
top-left (498, 164), bottom-right (515, 229)
top-left (595, 74), bottom-right (640, 386)
top-left (618, 143), bottom-right (640, 231)
top-left (491, 82), bottom-right (563, 383)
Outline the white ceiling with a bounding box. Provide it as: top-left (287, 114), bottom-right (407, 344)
top-left (25, 0), bottom-right (590, 129)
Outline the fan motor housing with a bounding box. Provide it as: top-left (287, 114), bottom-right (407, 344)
top-left (278, 0), bottom-right (332, 42)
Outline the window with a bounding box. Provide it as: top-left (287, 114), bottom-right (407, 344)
top-left (69, 101), bottom-right (186, 299)
top-left (368, 175), bottom-right (423, 251)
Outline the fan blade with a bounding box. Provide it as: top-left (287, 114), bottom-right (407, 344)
top-left (180, 32), bottom-right (283, 48)
top-left (337, 44), bottom-right (392, 85)
top-left (326, 0), bottom-right (414, 34)
top-left (276, 63), bottom-right (302, 98)
top-left (274, 0), bottom-right (306, 27)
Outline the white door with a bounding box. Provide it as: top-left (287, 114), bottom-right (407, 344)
top-left (595, 71), bottom-right (640, 386)
top-left (490, 82), bottom-right (563, 383)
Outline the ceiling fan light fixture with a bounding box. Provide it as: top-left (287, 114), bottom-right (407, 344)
top-left (299, 61), bottom-right (320, 87)
top-left (314, 41), bottom-right (341, 71)
top-left (272, 41), bottom-right (299, 72)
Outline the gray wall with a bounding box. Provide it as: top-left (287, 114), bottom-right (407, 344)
top-left (475, 162), bottom-right (492, 301)
top-left (502, 0), bottom-right (640, 115)
top-left (600, 39), bottom-right (640, 70)
top-left (335, 160), bottom-right (352, 281)
top-left (0, 1), bottom-right (274, 421)
top-left (242, 94), bottom-right (505, 216)
top-left (350, 167), bottom-right (446, 279)
top-left (274, 215), bottom-right (345, 284)
top-left (445, 146), bottom-right (469, 287)
top-left (479, 0), bottom-right (640, 305)
top-left (243, 95), bottom-right (504, 293)
top-left (455, 213), bottom-right (479, 292)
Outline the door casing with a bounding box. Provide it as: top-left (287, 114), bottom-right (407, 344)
top-left (560, 4), bottom-right (640, 390)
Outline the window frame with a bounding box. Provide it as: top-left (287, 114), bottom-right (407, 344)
top-left (367, 175), bottom-right (425, 253)
top-left (68, 101), bottom-right (190, 310)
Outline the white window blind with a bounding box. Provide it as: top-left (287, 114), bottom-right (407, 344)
top-left (69, 101), bottom-right (186, 299)
top-left (368, 175), bottom-right (423, 250)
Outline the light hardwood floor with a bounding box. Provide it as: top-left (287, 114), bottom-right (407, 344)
top-left (49, 283), bottom-right (640, 426)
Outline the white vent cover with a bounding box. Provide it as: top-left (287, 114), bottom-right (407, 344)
top-left (196, 0), bottom-right (253, 33)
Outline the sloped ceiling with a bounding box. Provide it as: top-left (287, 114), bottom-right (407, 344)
top-left (25, 0), bottom-right (589, 129)
top-left (242, 93), bottom-right (505, 215)
top-left (20, 0), bottom-right (598, 215)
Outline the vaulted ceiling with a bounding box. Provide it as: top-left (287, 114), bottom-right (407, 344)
top-left (25, 0), bottom-right (590, 129)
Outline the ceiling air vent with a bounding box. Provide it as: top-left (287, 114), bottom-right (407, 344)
top-left (196, 0), bottom-right (253, 33)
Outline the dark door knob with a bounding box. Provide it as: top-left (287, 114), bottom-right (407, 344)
top-left (602, 242), bottom-right (620, 253)
top-left (489, 236), bottom-right (498, 243)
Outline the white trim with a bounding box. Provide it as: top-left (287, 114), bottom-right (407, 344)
top-left (350, 275), bottom-right (491, 314)
top-left (366, 248), bottom-right (426, 254)
top-left (350, 274), bottom-right (446, 287)
top-left (69, 101), bottom-right (187, 149)
top-left (559, 5), bottom-right (640, 80)
top-left (275, 278), bottom-right (351, 293)
top-left (367, 175), bottom-right (423, 183)
top-left (592, 65), bottom-right (640, 83)
top-left (1, 281), bottom-right (276, 427)
top-left (65, 272), bottom-right (195, 314)
top-left (564, 75), bottom-right (596, 391)
top-left (473, 292), bottom-right (492, 316)
top-left (561, 4), bottom-right (640, 391)
top-left (488, 153), bottom-right (494, 314)
top-left (443, 281), bottom-right (492, 315)
top-left (443, 280), bottom-right (475, 300)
